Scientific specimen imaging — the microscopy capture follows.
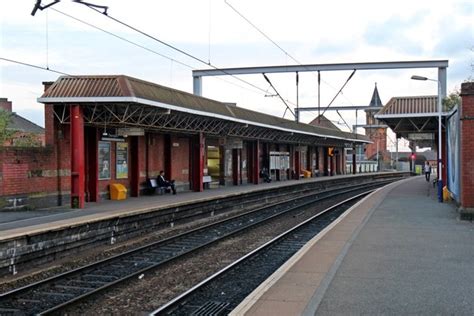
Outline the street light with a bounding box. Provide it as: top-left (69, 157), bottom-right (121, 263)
top-left (411, 75), bottom-right (443, 202)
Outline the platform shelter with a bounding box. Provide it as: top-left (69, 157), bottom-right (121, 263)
top-left (37, 75), bottom-right (370, 208)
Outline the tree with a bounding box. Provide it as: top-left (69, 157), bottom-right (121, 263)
top-left (0, 109), bottom-right (41, 147)
top-left (442, 89), bottom-right (461, 111)
top-left (0, 109), bottom-right (15, 145)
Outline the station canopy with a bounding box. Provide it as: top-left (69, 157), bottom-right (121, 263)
top-left (38, 75), bottom-right (370, 146)
top-left (375, 95), bottom-right (450, 144)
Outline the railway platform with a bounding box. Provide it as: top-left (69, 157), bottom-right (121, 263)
top-left (232, 176), bottom-right (473, 315)
top-left (1, 173), bottom-right (374, 236)
top-left (0, 173), bottom-right (407, 276)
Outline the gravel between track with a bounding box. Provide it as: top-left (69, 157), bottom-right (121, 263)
top-left (61, 195), bottom-right (347, 314)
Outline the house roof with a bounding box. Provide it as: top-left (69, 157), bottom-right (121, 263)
top-left (374, 95), bottom-right (450, 139)
top-left (377, 95), bottom-right (441, 116)
top-left (308, 115), bottom-right (341, 131)
top-left (8, 113), bottom-right (44, 134)
top-left (39, 75), bottom-right (370, 144)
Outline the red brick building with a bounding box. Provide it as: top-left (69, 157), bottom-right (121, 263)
top-left (460, 81), bottom-right (474, 218)
top-left (0, 98), bottom-right (45, 147)
top-left (364, 84), bottom-right (388, 162)
top-left (0, 75), bottom-right (370, 210)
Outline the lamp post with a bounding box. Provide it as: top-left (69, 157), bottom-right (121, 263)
top-left (411, 75), bottom-right (443, 202)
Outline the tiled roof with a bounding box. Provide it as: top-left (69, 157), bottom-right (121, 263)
top-left (377, 96), bottom-right (438, 115)
top-left (40, 75), bottom-right (369, 143)
top-left (308, 115), bottom-right (341, 131)
top-left (9, 113), bottom-right (44, 134)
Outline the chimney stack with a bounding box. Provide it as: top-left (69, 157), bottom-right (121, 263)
top-left (42, 81), bottom-right (54, 93)
top-left (0, 98), bottom-right (12, 112)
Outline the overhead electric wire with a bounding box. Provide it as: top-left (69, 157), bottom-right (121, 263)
top-left (0, 57), bottom-right (72, 76)
top-left (48, 8), bottom-right (264, 96)
top-left (79, 2), bottom-right (270, 95)
top-left (320, 70), bottom-right (356, 117)
top-left (224, 0), bottom-right (360, 123)
top-left (51, 8), bottom-right (192, 69)
top-left (263, 73), bottom-right (295, 119)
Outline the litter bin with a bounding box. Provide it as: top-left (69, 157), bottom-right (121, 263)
top-left (442, 186), bottom-right (451, 202)
top-left (110, 183), bottom-right (127, 200)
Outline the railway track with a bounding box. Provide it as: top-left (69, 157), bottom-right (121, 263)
top-left (0, 180), bottom-right (392, 315)
top-left (152, 191), bottom-right (370, 315)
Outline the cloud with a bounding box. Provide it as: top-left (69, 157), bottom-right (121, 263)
top-left (434, 24), bottom-right (473, 57)
top-left (364, 14), bottom-right (426, 55)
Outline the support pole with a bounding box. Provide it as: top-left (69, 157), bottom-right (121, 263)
top-left (193, 76), bottom-right (202, 96)
top-left (352, 144), bottom-right (356, 174)
top-left (296, 72), bottom-right (299, 122)
top-left (70, 104), bottom-right (85, 209)
top-left (437, 81), bottom-right (443, 202)
top-left (395, 135), bottom-right (399, 171)
top-left (253, 140), bottom-right (259, 184)
top-left (192, 132), bottom-right (205, 192)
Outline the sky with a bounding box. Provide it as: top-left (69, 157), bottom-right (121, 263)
top-left (1, 0), bottom-right (473, 150)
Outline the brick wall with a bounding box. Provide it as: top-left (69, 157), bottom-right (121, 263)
top-left (365, 128), bottom-right (387, 160)
top-left (0, 99), bottom-right (12, 112)
top-left (169, 136), bottom-right (190, 183)
top-left (0, 146), bottom-right (69, 209)
top-left (460, 81), bottom-right (474, 214)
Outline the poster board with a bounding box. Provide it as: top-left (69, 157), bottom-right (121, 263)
top-left (270, 151), bottom-right (289, 170)
top-left (98, 141), bottom-right (111, 180)
top-left (116, 142), bottom-right (128, 179)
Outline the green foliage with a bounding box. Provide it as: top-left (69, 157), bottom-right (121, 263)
top-left (0, 110), bottom-right (42, 147)
top-left (12, 133), bottom-right (42, 147)
top-left (442, 89), bottom-right (461, 111)
top-left (0, 109), bottom-right (15, 145)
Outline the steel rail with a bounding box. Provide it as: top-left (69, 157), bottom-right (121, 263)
top-left (151, 189), bottom-right (375, 315)
top-left (0, 180), bottom-right (393, 314)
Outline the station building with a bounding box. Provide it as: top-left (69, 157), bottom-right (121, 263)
top-left (6, 75), bottom-right (365, 209)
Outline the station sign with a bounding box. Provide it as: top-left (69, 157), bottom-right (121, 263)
top-left (408, 133), bottom-right (434, 140)
top-left (117, 128), bottom-right (145, 136)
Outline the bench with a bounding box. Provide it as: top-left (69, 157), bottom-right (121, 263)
top-left (203, 175), bottom-right (212, 189)
top-left (143, 178), bottom-right (168, 195)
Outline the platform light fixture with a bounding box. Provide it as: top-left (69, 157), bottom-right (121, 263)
top-left (411, 75), bottom-right (443, 202)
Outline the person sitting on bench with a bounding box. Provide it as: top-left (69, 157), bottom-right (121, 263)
top-left (157, 170), bottom-right (176, 194)
top-left (260, 167), bottom-right (272, 183)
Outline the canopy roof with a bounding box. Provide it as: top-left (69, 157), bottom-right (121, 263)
top-left (39, 75), bottom-right (370, 145)
top-left (375, 95), bottom-right (450, 139)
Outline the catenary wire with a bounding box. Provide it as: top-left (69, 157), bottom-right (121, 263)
top-left (0, 57), bottom-right (72, 76)
top-left (49, 8), bottom-right (266, 96)
top-left (224, 0), bottom-right (359, 116)
top-left (80, 3), bottom-right (271, 95)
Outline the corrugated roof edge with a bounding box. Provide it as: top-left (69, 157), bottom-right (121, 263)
top-left (39, 75), bottom-right (370, 143)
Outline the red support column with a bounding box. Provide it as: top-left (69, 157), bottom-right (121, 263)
top-left (164, 134), bottom-right (172, 179)
top-left (85, 127), bottom-right (99, 202)
top-left (70, 104), bottom-right (85, 208)
top-left (192, 132), bottom-right (204, 192)
top-left (294, 150), bottom-right (301, 179)
top-left (253, 140), bottom-right (259, 184)
top-left (130, 136), bottom-right (140, 197)
top-left (336, 149), bottom-right (341, 175)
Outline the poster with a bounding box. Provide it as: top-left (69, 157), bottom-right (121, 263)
top-left (98, 141), bottom-right (111, 180)
top-left (116, 142), bottom-right (128, 179)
